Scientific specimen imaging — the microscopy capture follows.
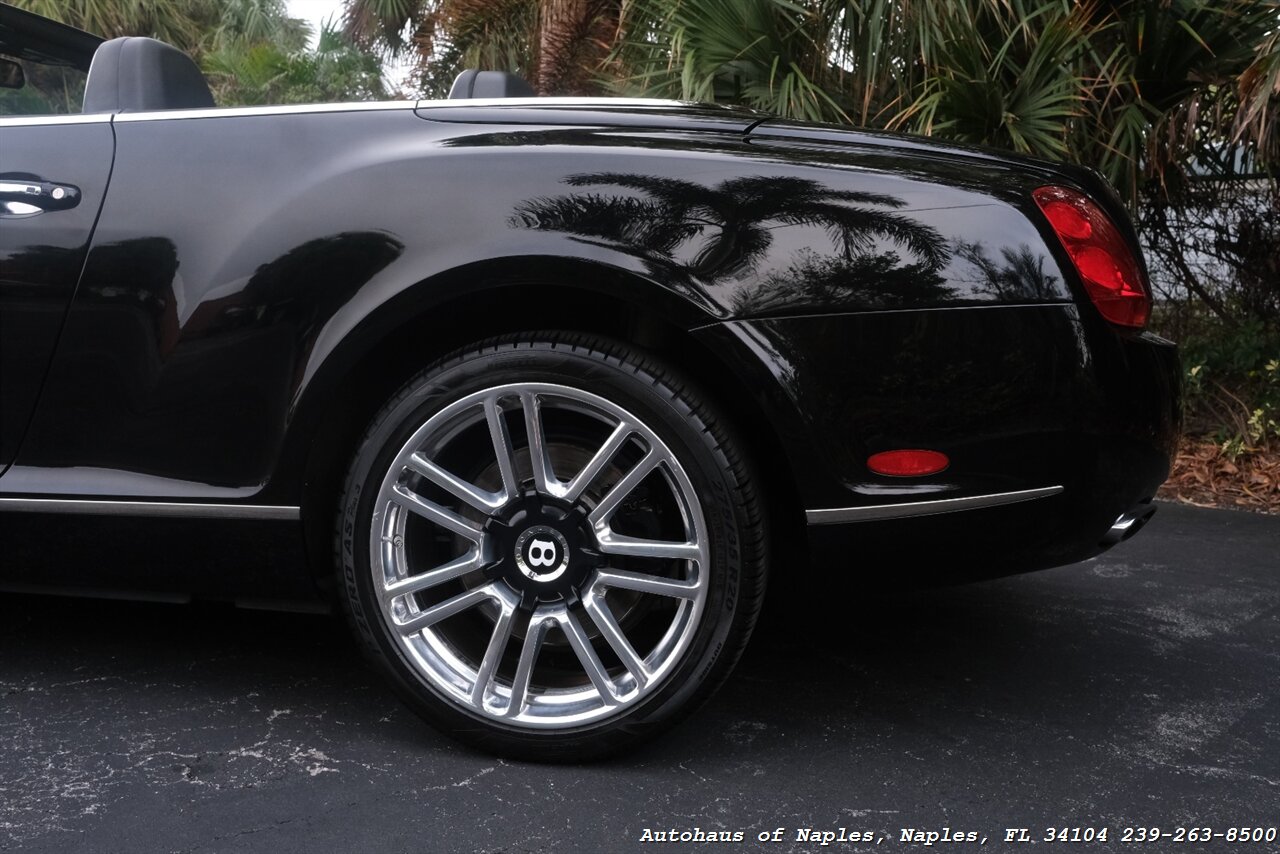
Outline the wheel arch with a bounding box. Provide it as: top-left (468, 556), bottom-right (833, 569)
top-left (278, 258), bottom-right (807, 598)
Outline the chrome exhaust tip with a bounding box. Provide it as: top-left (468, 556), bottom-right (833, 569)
top-left (1101, 502), bottom-right (1157, 547)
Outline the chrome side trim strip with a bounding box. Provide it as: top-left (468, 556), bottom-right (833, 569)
top-left (114, 100), bottom-right (418, 122)
top-left (0, 497), bottom-right (300, 520)
top-left (418, 96), bottom-right (689, 109)
top-left (4, 97), bottom-right (690, 127)
top-left (805, 485), bottom-right (1064, 525)
top-left (0, 114), bottom-right (112, 128)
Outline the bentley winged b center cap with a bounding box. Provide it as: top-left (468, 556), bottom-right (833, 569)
top-left (513, 525), bottom-right (571, 582)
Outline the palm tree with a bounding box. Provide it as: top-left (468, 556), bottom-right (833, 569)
top-left (611, 0), bottom-right (1279, 205)
top-left (1235, 25), bottom-right (1280, 167)
top-left (11, 0), bottom-right (386, 107)
top-left (11, 0), bottom-right (307, 59)
top-left (892, 2), bottom-right (1092, 160)
top-left (1075, 0), bottom-right (1280, 201)
top-left (537, 0), bottom-right (620, 93)
top-left (202, 20), bottom-right (388, 106)
top-left (13, 0), bottom-right (221, 52)
top-left (340, 0), bottom-right (620, 96)
top-left (611, 0), bottom-right (856, 123)
top-left (340, 0), bottom-right (1278, 200)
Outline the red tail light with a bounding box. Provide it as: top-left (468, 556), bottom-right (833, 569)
top-left (1032, 185), bottom-right (1150, 328)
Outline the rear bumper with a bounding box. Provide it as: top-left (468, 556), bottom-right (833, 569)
top-left (812, 323), bottom-right (1178, 584)
top-left (807, 492), bottom-right (1161, 588)
top-left (701, 305), bottom-right (1180, 584)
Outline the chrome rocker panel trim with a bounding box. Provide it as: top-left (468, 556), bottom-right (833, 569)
top-left (805, 485), bottom-right (1064, 525)
top-left (0, 497), bottom-right (300, 520)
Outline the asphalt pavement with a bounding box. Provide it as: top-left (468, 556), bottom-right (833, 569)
top-left (1, 503), bottom-right (1277, 853)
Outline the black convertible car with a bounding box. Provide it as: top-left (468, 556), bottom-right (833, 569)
top-left (0, 6), bottom-right (1179, 758)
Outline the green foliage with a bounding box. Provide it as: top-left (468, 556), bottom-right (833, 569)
top-left (1176, 316), bottom-right (1280, 447)
top-left (203, 20), bottom-right (388, 106)
top-left (8, 0), bottom-right (386, 107)
top-left (607, 0), bottom-right (1280, 207)
top-left (1080, 0), bottom-right (1280, 202)
top-left (340, 0), bottom-right (1279, 194)
top-left (1236, 24), bottom-right (1280, 166)
top-left (433, 0), bottom-right (540, 96)
top-left (11, 0), bottom-right (306, 58)
top-left (15, 0), bottom-right (225, 53)
top-left (341, 0), bottom-right (540, 98)
top-left (216, 0), bottom-right (311, 51)
top-left (613, 0), bottom-right (850, 122)
top-left (0, 64), bottom-right (85, 115)
top-left (900, 2), bottom-right (1088, 158)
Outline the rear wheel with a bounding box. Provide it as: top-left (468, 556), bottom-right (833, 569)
top-left (336, 334), bottom-right (765, 759)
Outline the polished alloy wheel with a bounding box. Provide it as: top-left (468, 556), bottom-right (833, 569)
top-left (370, 382), bottom-right (710, 729)
top-left (340, 335), bottom-right (765, 757)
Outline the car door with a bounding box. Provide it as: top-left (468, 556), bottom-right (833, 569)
top-left (0, 64), bottom-right (113, 471)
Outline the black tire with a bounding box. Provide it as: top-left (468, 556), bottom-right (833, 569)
top-left (336, 333), bottom-right (766, 760)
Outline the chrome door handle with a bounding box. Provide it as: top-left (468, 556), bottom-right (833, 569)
top-left (0, 178), bottom-right (81, 213)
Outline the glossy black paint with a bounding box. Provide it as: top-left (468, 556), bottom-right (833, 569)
top-left (701, 307), bottom-right (1178, 507)
top-left (0, 99), bottom-right (1180, 601)
top-left (0, 121), bottom-right (113, 468)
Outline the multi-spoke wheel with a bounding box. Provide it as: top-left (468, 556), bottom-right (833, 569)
top-left (338, 334), bottom-right (765, 759)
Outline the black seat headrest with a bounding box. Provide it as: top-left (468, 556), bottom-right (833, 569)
top-left (448, 69), bottom-right (535, 100)
top-left (83, 37), bottom-right (215, 113)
